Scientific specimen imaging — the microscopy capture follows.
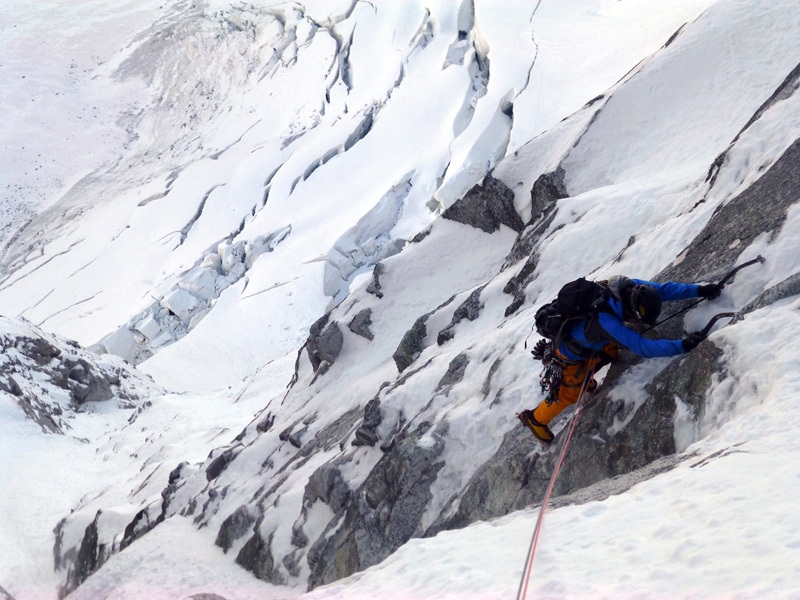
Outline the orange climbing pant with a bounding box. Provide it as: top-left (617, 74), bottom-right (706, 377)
top-left (533, 344), bottom-right (619, 425)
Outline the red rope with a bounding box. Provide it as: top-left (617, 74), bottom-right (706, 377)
top-left (515, 368), bottom-right (593, 600)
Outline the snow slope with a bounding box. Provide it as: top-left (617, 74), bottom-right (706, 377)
top-left (3, 0), bottom-right (800, 599)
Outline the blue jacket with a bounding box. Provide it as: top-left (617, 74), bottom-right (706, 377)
top-left (559, 278), bottom-right (700, 361)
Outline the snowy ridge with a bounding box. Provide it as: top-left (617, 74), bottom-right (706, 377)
top-left (3, 1), bottom-right (800, 599)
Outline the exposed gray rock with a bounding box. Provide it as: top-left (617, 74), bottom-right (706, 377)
top-left (740, 270), bottom-right (800, 314)
top-left (185, 594), bottom-right (229, 600)
top-left (256, 412), bottom-right (276, 433)
top-left (64, 357), bottom-right (118, 404)
top-left (530, 167), bottom-right (567, 224)
top-left (304, 465), bottom-right (350, 512)
top-left (501, 200), bottom-right (560, 316)
top-left (392, 317), bottom-right (428, 372)
top-left (305, 314), bottom-right (344, 372)
top-left (436, 353), bottom-right (470, 392)
top-left (58, 511), bottom-right (111, 599)
top-left (236, 531), bottom-right (284, 585)
top-left (366, 263), bottom-right (385, 298)
top-left (205, 446), bottom-right (241, 482)
top-left (442, 175), bottom-right (524, 234)
top-left (1, 317), bottom-right (154, 434)
top-left (502, 167), bottom-right (565, 271)
top-left (316, 323), bottom-right (343, 364)
top-left (432, 343), bottom-right (724, 534)
top-left (118, 462), bottom-right (188, 554)
top-left (15, 336), bottom-right (62, 364)
top-left (279, 422), bottom-right (307, 449)
top-left (352, 397), bottom-right (382, 447)
top-left (348, 308), bottom-right (374, 341)
top-left (11, 388), bottom-right (64, 434)
top-left (660, 137), bottom-right (800, 287)
top-left (437, 286), bottom-right (485, 345)
top-left (52, 110), bottom-right (800, 600)
top-left (308, 420), bottom-right (448, 589)
top-left (215, 506), bottom-right (257, 553)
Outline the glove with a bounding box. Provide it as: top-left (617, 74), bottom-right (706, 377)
top-left (682, 331), bottom-right (707, 352)
top-left (698, 283), bottom-right (723, 300)
top-left (531, 338), bottom-right (550, 361)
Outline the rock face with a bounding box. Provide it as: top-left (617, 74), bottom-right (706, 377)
top-left (348, 308), bottom-right (375, 341)
top-left (305, 314), bottom-right (344, 372)
top-left (55, 128), bottom-right (800, 595)
top-left (0, 316), bottom-right (156, 434)
top-left (437, 286), bottom-right (485, 345)
top-left (392, 317), bottom-right (428, 372)
top-left (660, 137), bottom-right (800, 285)
top-left (307, 419), bottom-right (448, 588)
top-left (442, 175), bottom-right (524, 234)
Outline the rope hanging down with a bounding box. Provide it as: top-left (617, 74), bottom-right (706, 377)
top-left (515, 367), bottom-right (594, 600)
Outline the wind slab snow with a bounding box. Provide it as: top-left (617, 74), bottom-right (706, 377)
top-left (2, 0), bottom-right (800, 599)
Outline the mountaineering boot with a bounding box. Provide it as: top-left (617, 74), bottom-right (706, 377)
top-left (518, 410), bottom-right (555, 444)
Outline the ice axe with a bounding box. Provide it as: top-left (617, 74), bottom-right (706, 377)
top-left (700, 311), bottom-right (740, 336)
top-left (643, 255), bottom-right (765, 333)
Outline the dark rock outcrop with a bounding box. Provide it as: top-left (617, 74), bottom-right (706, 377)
top-left (58, 511), bottom-right (110, 599)
top-left (741, 271), bottom-right (800, 314)
top-left (366, 263), bottom-right (385, 298)
top-left (236, 531), bottom-right (284, 585)
top-left (205, 446), bottom-right (241, 482)
top-left (1, 317), bottom-right (153, 434)
top-left (305, 314), bottom-right (344, 372)
top-left (442, 175), bottom-right (524, 234)
top-left (430, 137), bottom-right (800, 539)
top-left (304, 465), bottom-right (350, 512)
top-left (432, 342), bottom-right (724, 533)
top-left (308, 420), bottom-right (447, 589)
top-left (0, 585), bottom-right (17, 600)
top-left (215, 506), bottom-right (257, 553)
top-left (352, 397), bottom-right (382, 447)
top-left (502, 167), bottom-right (566, 272)
top-left (530, 167), bottom-right (567, 224)
top-left (348, 308), bottom-right (374, 341)
top-left (437, 286), bottom-right (485, 345)
top-left (392, 317), bottom-right (428, 372)
top-left (436, 352), bottom-right (470, 392)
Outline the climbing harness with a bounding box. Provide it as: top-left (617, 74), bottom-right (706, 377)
top-left (537, 345), bottom-right (589, 405)
top-left (515, 364), bottom-right (594, 600)
top-left (539, 360), bottom-right (562, 405)
top-left (536, 341), bottom-right (561, 402)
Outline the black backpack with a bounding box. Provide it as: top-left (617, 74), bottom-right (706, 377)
top-left (534, 278), bottom-right (612, 343)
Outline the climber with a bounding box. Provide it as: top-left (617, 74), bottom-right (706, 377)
top-left (518, 275), bottom-right (723, 444)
